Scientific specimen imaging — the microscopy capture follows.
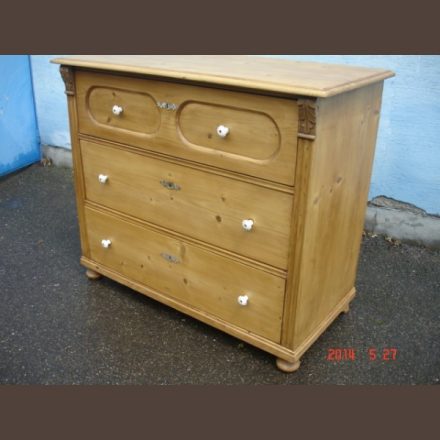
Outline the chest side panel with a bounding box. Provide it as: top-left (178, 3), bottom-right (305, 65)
top-left (282, 83), bottom-right (384, 353)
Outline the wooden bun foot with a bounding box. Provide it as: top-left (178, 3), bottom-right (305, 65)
top-left (86, 269), bottom-right (102, 280)
top-left (276, 358), bottom-right (301, 373)
top-left (342, 302), bottom-right (350, 314)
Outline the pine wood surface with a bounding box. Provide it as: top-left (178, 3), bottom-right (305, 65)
top-left (56, 56), bottom-right (393, 371)
top-left (81, 139), bottom-right (293, 269)
top-left (53, 55), bottom-right (394, 98)
top-left (84, 206), bottom-right (285, 342)
top-left (282, 83), bottom-right (384, 350)
top-left (76, 70), bottom-right (298, 186)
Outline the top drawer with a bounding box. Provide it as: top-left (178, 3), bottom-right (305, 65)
top-left (76, 70), bottom-right (298, 186)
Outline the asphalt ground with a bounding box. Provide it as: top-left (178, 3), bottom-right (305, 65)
top-left (0, 164), bottom-right (439, 384)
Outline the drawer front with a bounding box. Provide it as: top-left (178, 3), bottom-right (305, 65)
top-left (81, 140), bottom-right (293, 269)
top-left (84, 207), bottom-right (285, 342)
top-left (178, 101), bottom-right (279, 160)
top-left (76, 70), bottom-right (298, 186)
top-left (87, 86), bottom-right (160, 135)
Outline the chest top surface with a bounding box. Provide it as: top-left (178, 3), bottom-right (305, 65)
top-left (51, 55), bottom-right (394, 98)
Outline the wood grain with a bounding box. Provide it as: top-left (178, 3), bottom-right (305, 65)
top-left (282, 82), bottom-right (384, 351)
top-left (292, 287), bottom-right (355, 361)
top-left (58, 56), bottom-right (393, 372)
top-left (52, 55), bottom-right (394, 98)
top-left (81, 139), bottom-right (293, 269)
top-left (84, 200), bottom-right (287, 278)
top-left (88, 86), bottom-right (160, 134)
top-left (179, 101), bottom-right (280, 160)
top-left (81, 255), bottom-right (298, 362)
top-left (75, 70), bottom-right (298, 186)
top-left (63, 67), bottom-right (90, 258)
top-left (78, 133), bottom-right (295, 195)
top-left (84, 206), bottom-right (286, 342)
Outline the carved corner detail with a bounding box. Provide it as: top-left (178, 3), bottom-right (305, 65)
top-left (298, 99), bottom-right (317, 140)
top-left (60, 66), bottom-right (75, 96)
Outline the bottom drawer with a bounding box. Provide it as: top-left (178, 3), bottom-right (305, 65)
top-left (84, 207), bottom-right (285, 342)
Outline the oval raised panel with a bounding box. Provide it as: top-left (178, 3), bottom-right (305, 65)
top-left (178, 102), bottom-right (281, 161)
top-left (87, 87), bottom-right (161, 135)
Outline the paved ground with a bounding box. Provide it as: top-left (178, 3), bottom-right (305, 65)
top-left (0, 164), bottom-right (439, 384)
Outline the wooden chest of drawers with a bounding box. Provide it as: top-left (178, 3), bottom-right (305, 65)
top-left (53, 55), bottom-right (394, 372)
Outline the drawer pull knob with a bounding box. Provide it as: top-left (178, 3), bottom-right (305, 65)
top-left (242, 219), bottom-right (254, 231)
top-left (112, 105), bottom-right (123, 116)
top-left (101, 239), bottom-right (112, 248)
top-left (98, 174), bottom-right (109, 184)
top-left (160, 252), bottom-right (180, 264)
top-left (160, 180), bottom-right (181, 191)
top-left (216, 125), bottom-right (230, 138)
top-left (237, 295), bottom-right (249, 306)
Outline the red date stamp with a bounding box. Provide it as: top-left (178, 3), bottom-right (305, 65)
top-left (327, 348), bottom-right (356, 361)
top-left (327, 348), bottom-right (398, 361)
top-left (368, 348), bottom-right (398, 361)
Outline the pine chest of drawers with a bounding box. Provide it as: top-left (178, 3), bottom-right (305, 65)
top-left (53, 55), bottom-right (394, 372)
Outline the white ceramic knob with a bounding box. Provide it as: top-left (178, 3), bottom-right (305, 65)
top-left (112, 105), bottom-right (123, 116)
top-left (216, 125), bottom-right (230, 138)
top-left (98, 174), bottom-right (108, 184)
top-left (242, 219), bottom-right (254, 231)
top-left (237, 295), bottom-right (249, 306)
top-left (101, 239), bottom-right (112, 248)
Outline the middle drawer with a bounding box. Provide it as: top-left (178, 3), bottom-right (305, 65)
top-left (81, 140), bottom-right (292, 269)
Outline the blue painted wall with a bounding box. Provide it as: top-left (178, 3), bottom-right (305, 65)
top-left (0, 55), bottom-right (40, 176)
top-left (29, 55), bottom-right (440, 215)
top-left (30, 55), bottom-right (70, 149)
